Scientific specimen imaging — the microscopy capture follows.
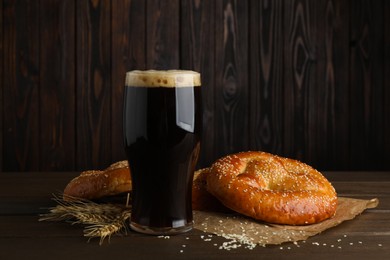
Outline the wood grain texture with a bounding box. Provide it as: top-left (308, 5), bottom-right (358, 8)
top-left (2, 0), bottom-right (40, 171)
top-left (284, 0), bottom-right (317, 162)
top-left (350, 0), bottom-right (384, 170)
top-left (249, 0), bottom-right (283, 156)
top-left (322, 0), bottom-right (350, 170)
top-left (76, 0), bottom-right (112, 170)
top-left (1, 1), bottom-right (389, 171)
top-left (181, 0), bottom-right (216, 167)
top-left (146, 0), bottom-right (180, 69)
top-left (0, 0), bottom-right (3, 171)
top-left (2, 171), bottom-right (390, 259)
top-left (214, 0), bottom-right (249, 160)
top-left (111, 0), bottom-right (146, 163)
top-left (40, 0), bottom-right (76, 170)
top-left (385, 0), bottom-right (390, 166)
top-left (310, 0), bottom-right (350, 170)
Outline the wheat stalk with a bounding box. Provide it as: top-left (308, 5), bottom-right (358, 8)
top-left (39, 194), bottom-right (131, 244)
top-left (84, 211), bottom-right (131, 245)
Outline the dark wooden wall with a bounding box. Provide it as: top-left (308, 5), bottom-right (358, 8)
top-left (1, 0), bottom-right (389, 172)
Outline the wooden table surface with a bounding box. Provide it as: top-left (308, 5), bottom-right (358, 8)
top-left (1, 171), bottom-right (389, 259)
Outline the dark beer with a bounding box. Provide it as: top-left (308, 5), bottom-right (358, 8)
top-left (123, 70), bottom-right (201, 234)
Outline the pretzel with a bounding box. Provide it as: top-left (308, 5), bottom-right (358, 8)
top-left (206, 151), bottom-right (337, 225)
top-left (192, 168), bottom-right (230, 212)
top-left (63, 160), bottom-right (131, 200)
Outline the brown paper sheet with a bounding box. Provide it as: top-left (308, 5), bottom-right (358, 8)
top-left (193, 197), bottom-right (378, 247)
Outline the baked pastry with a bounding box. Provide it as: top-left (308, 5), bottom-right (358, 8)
top-left (206, 151), bottom-right (337, 225)
top-left (63, 160), bottom-right (131, 200)
top-left (63, 151), bottom-right (337, 226)
top-left (192, 168), bottom-right (230, 212)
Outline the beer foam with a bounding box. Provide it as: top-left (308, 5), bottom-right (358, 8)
top-left (126, 70), bottom-right (201, 87)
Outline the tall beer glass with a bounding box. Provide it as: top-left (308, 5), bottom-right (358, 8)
top-left (123, 70), bottom-right (201, 234)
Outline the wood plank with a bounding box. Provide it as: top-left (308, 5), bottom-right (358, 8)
top-left (1, 1), bottom-right (388, 172)
top-left (146, 0), bottom-right (180, 69)
top-left (2, 0), bottom-right (40, 171)
top-left (0, 216), bottom-right (80, 237)
top-left (0, 234), bottom-right (388, 259)
top-left (39, 0), bottom-right (76, 170)
top-left (332, 182), bottom-right (390, 196)
top-left (326, 0), bottom-right (350, 170)
top-left (0, 173), bottom-right (75, 215)
top-left (180, 0), bottom-right (216, 168)
top-left (385, 0), bottom-right (390, 169)
top-left (3, 210), bottom-right (390, 237)
top-left (324, 171), bottom-right (390, 182)
top-left (0, 197), bottom-right (58, 215)
top-left (304, 0), bottom-right (321, 168)
top-left (310, 0), bottom-right (350, 170)
top-left (214, 0), bottom-right (249, 160)
top-left (249, 0), bottom-right (283, 156)
top-left (111, 0), bottom-right (146, 162)
top-left (1, 214), bottom-right (389, 258)
top-left (76, 0), bottom-right (112, 170)
top-left (283, 0), bottom-right (316, 162)
top-left (5, 213), bottom-right (390, 238)
top-left (349, 0), bottom-right (385, 170)
top-left (1, 171), bottom-right (390, 258)
top-left (0, 0), bottom-right (3, 171)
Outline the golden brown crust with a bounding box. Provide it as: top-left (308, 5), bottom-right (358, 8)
top-left (206, 151), bottom-right (338, 225)
top-left (192, 168), bottom-right (230, 212)
top-left (63, 161), bottom-right (131, 200)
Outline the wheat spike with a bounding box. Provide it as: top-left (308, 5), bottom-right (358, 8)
top-left (39, 194), bottom-right (131, 245)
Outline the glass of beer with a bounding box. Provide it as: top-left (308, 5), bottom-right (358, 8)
top-left (123, 70), bottom-right (202, 235)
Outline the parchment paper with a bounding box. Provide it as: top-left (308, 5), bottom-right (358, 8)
top-left (193, 197), bottom-right (379, 247)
